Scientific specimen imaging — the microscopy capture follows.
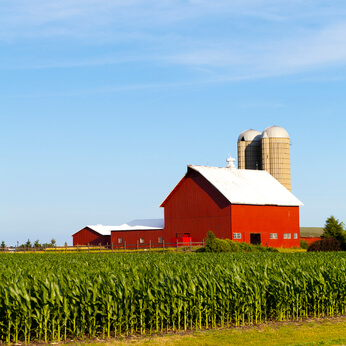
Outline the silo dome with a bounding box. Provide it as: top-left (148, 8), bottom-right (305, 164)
top-left (238, 129), bottom-right (262, 142)
top-left (262, 126), bottom-right (289, 139)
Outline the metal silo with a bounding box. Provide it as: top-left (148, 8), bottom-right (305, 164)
top-left (237, 129), bottom-right (262, 170)
top-left (261, 126), bottom-right (291, 191)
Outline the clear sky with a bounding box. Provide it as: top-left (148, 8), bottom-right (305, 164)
top-left (1, 1), bottom-right (345, 246)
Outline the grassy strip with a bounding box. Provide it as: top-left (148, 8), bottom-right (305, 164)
top-left (85, 316), bottom-right (346, 346)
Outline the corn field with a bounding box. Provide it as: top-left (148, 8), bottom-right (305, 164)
top-left (0, 252), bottom-right (346, 343)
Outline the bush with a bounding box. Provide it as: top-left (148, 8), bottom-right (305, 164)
top-left (300, 240), bottom-right (309, 249)
top-left (307, 238), bottom-right (343, 252)
top-left (225, 239), bottom-right (241, 252)
top-left (205, 238), bottom-right (232, 253)
top-left (202, 231), bottom-right (278, 253)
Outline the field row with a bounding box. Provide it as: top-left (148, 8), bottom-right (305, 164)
top-left (0, 252), bottom-right (345, 343)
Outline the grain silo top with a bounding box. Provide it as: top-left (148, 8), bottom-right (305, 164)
top-left (262, 126), bottom-right (289, 138)
top-left (238, 129), bottom-right (262, 142)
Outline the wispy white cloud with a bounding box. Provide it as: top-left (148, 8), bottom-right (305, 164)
top-left (166, 21), bottom-right (346, 78)
top-left (1, 0), bottom-right (346, 81)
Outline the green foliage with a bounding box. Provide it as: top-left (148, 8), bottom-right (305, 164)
top-left (0, 241), bottom-right (5, 249)
top-left (0, 252), bottom-right (346, 343)
top-left (307, 238), bottom-right (343, 252)
top-left (321, 216), bottom-right (346, 247)
top-left (204, 231), bottom-right (277, 253)
top-left (205, 237), bottom-right (231, 252)
top-left (225, 239), bottom-right (241, 252)
top-left (300, 240), bottom-right (309, 249)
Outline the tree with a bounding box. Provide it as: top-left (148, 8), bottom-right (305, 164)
top-left (321, 216), bottom-right (346, 246)
top-left (24, 239), bottom-right (32, 248)
top-left (34, 239), bottom-right (42, 248)
top-left (51, 238), bottom-right (56, 246)
top-left (1, 241), bottom-right (5, 249)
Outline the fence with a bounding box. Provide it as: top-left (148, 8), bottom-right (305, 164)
top-left (0, 240), bottom-right (205, 254)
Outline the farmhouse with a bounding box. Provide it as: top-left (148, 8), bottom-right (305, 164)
top-left (161, 157), bottom-right (303, 248)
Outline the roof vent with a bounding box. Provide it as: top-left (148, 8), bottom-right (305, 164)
top-left (226, 155), bottom-right (236, 169)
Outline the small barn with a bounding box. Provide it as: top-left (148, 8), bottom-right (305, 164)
top-left (300, 227), bottom-right (323, 245)
top-left (160, 162), bottom-right (303, 248)
top-left (110, 219), bottom-right (164, 246)
top-left (73, 219), bottom-right (164, 246)
top-left (72, 225), bottom-right (112, 246)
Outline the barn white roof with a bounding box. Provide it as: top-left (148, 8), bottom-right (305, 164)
top-left (86, 219), bottom-right (164, 236)
top-left (188, 165), bottom-right (303, 206)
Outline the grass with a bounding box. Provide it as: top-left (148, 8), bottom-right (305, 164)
top-left (80, 316), bottom-right (346, 346)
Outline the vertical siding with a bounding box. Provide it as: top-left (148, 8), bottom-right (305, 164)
top-left (73, 228), bottom-right (111, 246)
top-left (110, 230), bottom-right (164, 247)
top-left (164, 170), bottom-right (232, 242)
top-left (231, 205), bottom-right (300, 248)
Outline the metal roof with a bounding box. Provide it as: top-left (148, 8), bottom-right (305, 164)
top-left (187, 165), bottom-right (303, 206)
top-left (262, 125), bottom-right (290, 139)
top-left (238, 129), bottom-right (262, 142)
top-left (85, 219), bottom-right (164, 235)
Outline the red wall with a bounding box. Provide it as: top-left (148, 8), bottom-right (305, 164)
top-left (162, 169), bottom-right (301, 248)
top-left (163, 169), bottom-right (232, 242)
top-left (73, 227), bottom-right (111, 246)
top-left (111, 229), bottom-right (164, 248)
top-left (231, 204), bottom-right (300, 247)
top-left (301, 237), bottom-right (321, 245)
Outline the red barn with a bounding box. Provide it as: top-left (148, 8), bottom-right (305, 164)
top-left (110, 219), bottom-right (164, 247)
top-left (72, 225), bottom-right (112, 246)
top-left (72, 219), bottom-right (164, 246)
top-left (160, 164), bottom-right (303, 248)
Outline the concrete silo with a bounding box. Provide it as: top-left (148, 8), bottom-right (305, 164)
top-left (237, 129), bottom-right (262, 170)
top-left (261, 126), bottom-right (291, 191)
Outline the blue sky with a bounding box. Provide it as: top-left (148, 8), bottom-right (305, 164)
top-left (1, 0), bottom-right (345, 246)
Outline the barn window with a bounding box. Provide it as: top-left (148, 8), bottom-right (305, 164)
top-left (118, 238), bottom-right (123, 244)
top-left (294, 233), bottom-right (298, 239)
top-left (158, 237), bottom-right (163, 244)
top-left (270, 233), bottom-right (277, 239)
top-left (140, 237), bottom-right (145, 244)
top-left (233, 233), bottom-right (241, 239)
top-left (284, 233), bottom-right (291, 239)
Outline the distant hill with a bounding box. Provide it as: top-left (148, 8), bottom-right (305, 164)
top-left (300, 227), bottom-right (323, 237)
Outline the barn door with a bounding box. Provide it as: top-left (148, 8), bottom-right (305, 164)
top-left (250, 233), bottom-right (261, 245)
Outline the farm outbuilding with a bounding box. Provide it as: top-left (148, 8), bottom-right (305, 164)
top-left (300, 227), bottom-right (323, 245)
top-left (72, 219), bottom-right (164, 246)
top-left (72, 225), bottom-right (112, 246)
top-left (160, 157), bottom-right (303, 248)
top-left (110, 219), bottom-right (164, 247)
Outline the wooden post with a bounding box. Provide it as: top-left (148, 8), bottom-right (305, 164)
top-left (65, 243), bottom-right (67, 253)
top-left (55, 245), bottom-right (57, 253)
top-left (137, 240), bottom-right (139, 254)
top-left (99, 243), bottom-right (101, 253)
top-left (202, 239), bottom-right (205, 247)
top-left (44, 244), bottom-right (47, 253)
top-left (111, 242), bottom-right (113, 253)
top-left (124, 241), bottom-right (126, 253)
top-left (176, 239), bottom-right (178, 252)
top-left (163, 240), bottom-right (165, 253)
top-left (77, 243), bottom-right (79, 253)
top-left (106, 242), bottom-right (109, 252)
top-left (149, 240), bottom-right (151, 252)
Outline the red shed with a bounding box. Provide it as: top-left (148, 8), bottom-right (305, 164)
top-left (72, 225), bottom-right (111, 246)
top-left (110, 219), bottom-right (164, 247)
top-left (160, 164), bottom-right (303, 248)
